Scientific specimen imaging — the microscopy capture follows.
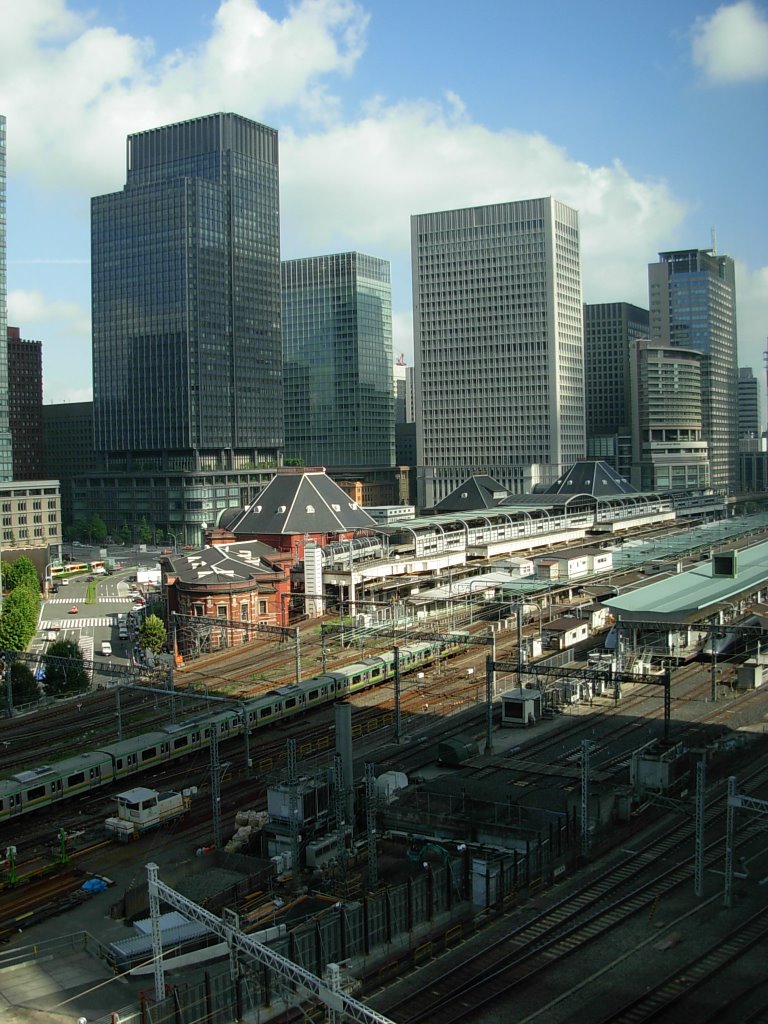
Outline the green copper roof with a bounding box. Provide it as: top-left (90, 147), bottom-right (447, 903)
top-left (603, 541), bottom-right (768, 622)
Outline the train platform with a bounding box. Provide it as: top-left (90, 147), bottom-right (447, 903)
top-left (0, 841), bottom-right (189, 1022)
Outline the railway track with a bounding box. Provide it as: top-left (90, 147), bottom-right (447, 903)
top-left (593, 904), bottom-right (768, 1023)
top-left (369, 759), bottom-right (768, 1024)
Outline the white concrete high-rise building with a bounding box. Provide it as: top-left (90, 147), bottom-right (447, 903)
top-left (411, 197), bottom-right (584, 508)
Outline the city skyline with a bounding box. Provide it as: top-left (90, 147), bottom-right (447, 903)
top-left (2, 0), bottom-right (766, 405)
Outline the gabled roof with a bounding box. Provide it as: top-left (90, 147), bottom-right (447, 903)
top-left (166, 540), bottom-right (284, 586)
top-left (541, 461), bottom-right (637, 496)
top-left (227, 468), bottom-right (376, 536)
top-left (434, 475), bottom-right (509, 513)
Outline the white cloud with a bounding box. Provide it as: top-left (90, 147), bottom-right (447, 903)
top-left (8, 289), bottom-right (92, 403)
top-left (280, 100), bottom-right (687, 318)
top-left (736, 261), bottom-right (768, 375)
top-left (1, 0), bottom-right (369, 193)
top-left (692, 1), bottom-right (768, 83)
top-left (2, 0), bottom-right (766, 395)
top-left (8, 288), bottom-right (89, 335)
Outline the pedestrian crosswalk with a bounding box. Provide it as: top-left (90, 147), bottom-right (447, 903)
top-left (46, 597), bottom-right (135, 604)
top-left (41, 617), bottom-right (113, 628)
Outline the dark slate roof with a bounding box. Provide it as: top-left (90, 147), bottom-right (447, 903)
top-left (540, 461), bottom-right (637, 496)
top-left (434, 475), bottom-right (509, 513)
top-left (166, 540), bottom-right (284, 586)
top-left (218, 506), bottom-right (244, 532)
top-left (226, 469), bottom-right (377, 536)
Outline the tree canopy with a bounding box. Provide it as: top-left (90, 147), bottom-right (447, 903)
top-left (0, 603), bottom-right (36, 652)
top-left (43, 640), bottom-right (90, 696)
top-left (73, 514), bottom-right (108, 544)
top-left (7, 661), bottom-right (40, 706)
top-left (139, 614), bottom-right (167, 655)
top-left (3, 556), bottom-right (39, 593)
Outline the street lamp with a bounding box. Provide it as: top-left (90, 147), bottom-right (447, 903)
top-left (201, 522), bottom-right (208, 548)
top-left (43, 559), bottom-right (57, 599)
top-left (167, 532), bottom-right (178, 554)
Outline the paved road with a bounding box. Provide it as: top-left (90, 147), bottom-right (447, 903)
top-left (37, 572), bottom-right (146, 667)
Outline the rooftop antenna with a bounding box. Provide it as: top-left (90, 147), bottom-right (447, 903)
top-left (710, 225), bottom-right (718, 255)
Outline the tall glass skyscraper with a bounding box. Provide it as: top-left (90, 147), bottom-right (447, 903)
top-left (92, 113), bottom-right (282, 469)
top-left (649, 249), bottom-right (738, 494)
top-left (0, 114), bottom-right (14, 482)
top-left (412, 198), bottom-right (584, 507)
top-left (584, 302), bottom-right (649, 479)
top-left (282, 252), bottom-right (394, 468)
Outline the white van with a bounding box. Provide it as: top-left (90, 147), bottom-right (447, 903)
top-left (101, 641), bottom-right (112, 656)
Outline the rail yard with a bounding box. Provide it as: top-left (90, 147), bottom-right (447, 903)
top-left (1, 517), bottom-right (768, 1023)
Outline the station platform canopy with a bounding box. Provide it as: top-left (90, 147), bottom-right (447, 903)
top-left (602, 541), bottom-right (768, 623)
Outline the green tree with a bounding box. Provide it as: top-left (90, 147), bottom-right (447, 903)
top-left (8, 661), bottom-right (40, 705)
top-left (73, 518), bottom-right (91, 544)
top-left (5, 584), bottom-right (40, 621)
top-left (138, 516), bottom-right (153, 545)
top-left (74, 514), bottom-right (108, 544)
top-left (43, 640), bottom-right (90, 696)
top-left (118, 523), bottom-right (132, 545)
top-left (89, 514), bottom-right (108, 544)
top-left (139, 614), bottom-right (167, 655)
top-left (4, 556), bottom-right (40, 593)
top-left (0, 604), bottom-right (36, 652)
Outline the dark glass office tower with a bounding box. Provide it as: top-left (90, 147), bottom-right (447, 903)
top-left (282, 252), bottom-right (394, 468)
top-left (649, 249), bottom-right (738, 494)
top-left (584, 302), bottom-right (649, 479)
top-left (0, 115), bottom-right (13, 482)
top-left (92, 113), bottom-right (282, 469)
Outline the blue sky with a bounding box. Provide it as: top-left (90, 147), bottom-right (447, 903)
top-left (2, 0), bottom-right (767, 404)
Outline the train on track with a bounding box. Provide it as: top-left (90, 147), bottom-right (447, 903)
top-left (0, 633), bottom-right (468, 823)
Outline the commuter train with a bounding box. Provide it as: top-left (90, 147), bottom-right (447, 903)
top-left (0, 634), bottom-right (468, 823)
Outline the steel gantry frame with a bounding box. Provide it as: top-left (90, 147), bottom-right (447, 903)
top-left (146, 863), bottom-right (397, 1024)
top-left (723, 776), bottom-right (768, 908)
top-left (490, 657), bottom-right (674, 741)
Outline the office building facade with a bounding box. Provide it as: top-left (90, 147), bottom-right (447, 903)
top-left (7, 328), bottom-right (43, 480)
top-left (88, 113), bottom-right (282, 541)
top-left (282, 252), bottom-right (394, 468)
top-left (412, 198), bottom-right (584, 507)
top-left (629, 341), bottom-right (709, 492)
top-left (0, 479), bottom-right (61, 557)
top-left (92, 112), bottom-right (282, 470)
top-left (0, 116), bottom-right (12, 481)
top-left (42, 401), bottom-right (99, 527)
top-left (649, 249), bottom-right (738, 493)
top-left (738, 367), bottom-right (761, 444)
top-left (584, 302), bottom-right (649, 479)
